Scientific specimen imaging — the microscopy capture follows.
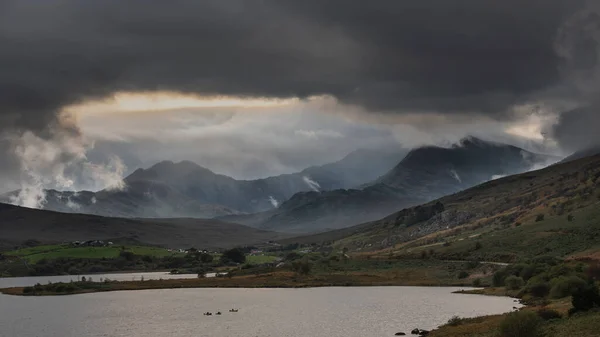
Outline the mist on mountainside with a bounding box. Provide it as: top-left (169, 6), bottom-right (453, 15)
top-left (221, 137), bottom-right (559, 233)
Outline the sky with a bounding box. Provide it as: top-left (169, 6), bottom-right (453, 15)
top-left (0, 0), bottom-right (599, 194)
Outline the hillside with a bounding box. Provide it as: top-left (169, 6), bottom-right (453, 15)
top-left (222, 184), bottom-right (426, 233)
top-left (226, 137), bottom-right (556, 233)
top-left (1, 148), bottom-right (405, 219)
top-left (374, 136), bottom-right (556, 199)
top-left (0, 203), bottom-right (285, 251)
top-left (289, 154), bottom-right (600, 263)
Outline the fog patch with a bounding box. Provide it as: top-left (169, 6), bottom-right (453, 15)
top-left (449, 169), bottom-right (462, 183)
top-left (269, 196), bottom-right (279, 208)
top-left (303, 176), bottom-right (321, 192)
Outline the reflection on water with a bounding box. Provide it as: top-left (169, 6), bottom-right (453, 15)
top-left (0, 272), bottom-right (198, 288)
top-left (0, 287), bottom-right (519, 337)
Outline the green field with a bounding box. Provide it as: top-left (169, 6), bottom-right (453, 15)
top-left (4, 244), bottom-right (183, 263)
top-left (246, 254), bottom-right (279, 264)
top-left (3, 244), bottom-right (279, 265)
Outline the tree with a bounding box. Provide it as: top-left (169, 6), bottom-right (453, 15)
top-left (527, 281), bottom-right (550, 298)
top-left (285, 252), bottom-right (301, 261)
top-left (119, 250), bottom-right (135, 261)
top-left (199, 253), bottom-right (214, 263)
top-left (474, 242), bottom-right (483, 250)
top-left (291, 260), bottom-right (312, 275)
top-left (505, 276), bottom-right (525, 290)
top-left (549, 276), bottom-right (587, 299)
top-left (535, 214), bottom-right (545, 222)
top-left (493, 270), bottom-right (508, 286)
top-left (220, 248), bottom-right (246, 264)
top-left (571, 283), bottom-right (600, 314)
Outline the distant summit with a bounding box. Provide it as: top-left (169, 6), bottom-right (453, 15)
top-left (375, 136), bottom-right (551, 198)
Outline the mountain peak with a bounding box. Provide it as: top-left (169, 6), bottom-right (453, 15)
top-left (125, 160), bottom-right (214, 182)
top-left (151, 160), bottom-right (202, 170)
top-left (455, 136), bottom-right (498, 149)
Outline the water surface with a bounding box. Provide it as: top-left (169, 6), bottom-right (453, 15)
top-left (0, 287), bottom-right (518, 337)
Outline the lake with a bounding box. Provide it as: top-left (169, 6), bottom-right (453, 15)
top-left (0, 272), bottom-right (199, 288)
top-left (0, 287), bottom-right (519, 337)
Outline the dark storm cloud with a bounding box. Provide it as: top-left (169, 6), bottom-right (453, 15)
top-left (0, 0), bottom-right (587, 132)
top-left (551, 2), bottom-right (600, 153)
top-left (0, 0), bottom-right (598, 193)
top-left (552, 104), bottom-right (600, 153)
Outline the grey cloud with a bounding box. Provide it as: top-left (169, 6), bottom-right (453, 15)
top-left (78, 108), bottom-right (402, 180)
top-left (0, 0), bottom-right (588, 134)
top-left (552, 104), bottom-right (600, 153)
top-left (0, 0), bottom-right (597, 194)
top-left (551, 3), bottom-right (600, 152)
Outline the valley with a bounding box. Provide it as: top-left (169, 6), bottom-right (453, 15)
top-left (1, 151), bottom-right (600, 336)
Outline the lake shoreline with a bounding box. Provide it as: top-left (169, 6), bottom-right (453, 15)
top-left (0, 271), bottom-right (485, 296)
top-left (1, 273), bottom-right (539, 336)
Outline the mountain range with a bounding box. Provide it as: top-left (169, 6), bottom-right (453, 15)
top-left (223, 137), bottom-right (558, 233)
top-left (1, 137), bottom-right (558, 234)
top-left (1, 148), bottom-right (406, 219)
top-left (2, 139), bottom-right (596, 256)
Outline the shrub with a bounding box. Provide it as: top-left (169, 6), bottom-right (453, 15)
top-left (472, 279), bottom-right (482, 287)
top-left (119, 251), bottom-right (135, 261)
top-left (22, 287), bottom-right (33, 294)
top-left (493, 270), bottom-right (508, 286)
top-left (199, 253), bottom-right (214, 263)
top-left (458, 271), bottom-right (469, 279)
top-left (474, 242), bottom-right (483, 250)
top-left (285, 252), bottom-right (301, 261)
top-left (536, 308), bottom-right (562, 321)
top-left (446, 315), bottom-right (464, 327)
top-left (220, 248), bottom-right (246, 264)
top-left (521, 264), bottom-right (546, 281)
top-left (535, 214), bottom-right (545, 222)
top-left (549, 276), bottom-right (587, 299)
top-left (571, 283), bottom-right (600, 314)
top-left (499, 311), bottom-right (542, 337)
top-left (505, 276), bottom-right (525, 290)
top-left (527, 281), bottom-right (550, 298)
top-left (291, 260), bottom-right (312, 275)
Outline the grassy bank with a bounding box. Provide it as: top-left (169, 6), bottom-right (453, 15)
top-left (0, 243), bottom-right (280, 277)
top-left (0, 258), bottom-right (486, 296)
top-left (0, 269), bottom-right (475, 296)
top-left (429, 308), bottom-right (600, 337)
top-left (4, 244), bottom-right (182, 263)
